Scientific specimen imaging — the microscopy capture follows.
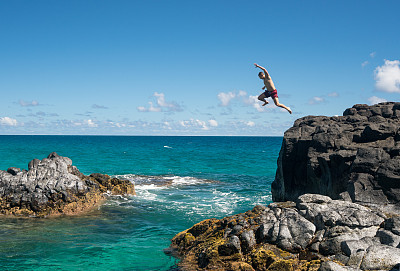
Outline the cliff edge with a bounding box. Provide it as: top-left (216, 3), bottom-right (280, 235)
top-left (272, 102), bottom-right (400, 207)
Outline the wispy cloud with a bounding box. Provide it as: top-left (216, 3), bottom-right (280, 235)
top-left (243, 95), bottom-right (266, 112)
top-left (179, 119), bottom-right (219, 130)
top-left (0, 117), bottom-right (18, 126)
top-left (368, 96), bottom-right (387, 105)
top-left (308, 96), bottom-right (325, 105)
top-left (208, 119), bottom-right (218, 127)
top-left (29, 111), bottom-right (59, 117)
top-left (361, 52), bottom-right (377, 68)
top-left (374, 59), bottom-right (400, 93)
top-left (92, 104), bottom-right (108, 109)
top-left (137, 102), bottom-right (162, 112)
top-left (76, 111), bottom-right (93, 117)
top-left (71, 119), bottom-right (98, 127)
top-left (246, 121), bottom-right (255, 127)
top-left (328, 92), bottom-right (339, 97)
top-left (19, 100), bottom-right (40, 107)
top-left (85, 119), bottom-right (98, 127)
top-left (217, 91), bottom-right (236, 106)
top-left (138, 92), bottom-right (182, 112)
top-left (218, 90), bottom-right (278, 112)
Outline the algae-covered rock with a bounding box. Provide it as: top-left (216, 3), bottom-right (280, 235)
top-left (168, 195), bottom-right (400, 270)
top-left (168, 205), bottom-right (323, 270)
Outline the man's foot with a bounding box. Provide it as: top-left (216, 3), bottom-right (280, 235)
top-left (262, 101), bottom-right (269, 106)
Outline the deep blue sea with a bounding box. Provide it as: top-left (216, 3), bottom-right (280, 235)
top-left (0, 136), bottom-right (282, 271)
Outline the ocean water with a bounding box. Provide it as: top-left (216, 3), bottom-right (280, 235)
top-left (0, 136), bottom-right (282, 271)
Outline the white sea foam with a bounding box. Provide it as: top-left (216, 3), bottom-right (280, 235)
top-left (170, 176), bottom-right (205, 186)
top-left (114, 174), bottom-right (208, 188)
top-left (109, 173), bottom-right (271, 218)
top-left (163, 146), bottom-right (172, 149)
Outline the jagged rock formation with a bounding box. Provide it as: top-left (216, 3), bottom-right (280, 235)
top-left (0, 152), bottom-right (135, 217)
top-left (272, 102), bottom-right (400, 206)
top-left (169, 103), bottom-right (400, 271)
top-left (169, 194), bottom-right (400, 271)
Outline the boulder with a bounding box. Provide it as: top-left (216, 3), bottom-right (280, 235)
top-left (360, 245), bottom-right (400, 270)
top-left (0, 153), bottom-right (135, 217)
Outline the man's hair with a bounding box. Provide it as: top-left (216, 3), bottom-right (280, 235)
top-left (258, 72), bottom-right (264, 76)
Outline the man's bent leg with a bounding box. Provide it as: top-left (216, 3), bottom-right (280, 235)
top-left (273, 97), bottom-right (292, 114)
top-left (258, 93), bottom-right (269, 106)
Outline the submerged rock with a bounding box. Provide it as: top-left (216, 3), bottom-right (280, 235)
top-left (0, 152), bottom-right (135, 217)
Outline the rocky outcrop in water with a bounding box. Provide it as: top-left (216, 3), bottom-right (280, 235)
top-left (168, 102), bottom-right (400, 271)
top-left (272, 102), bottom-right (400, 206)
top-left (0, 152), bottom-right (135, 217)
top-left (169, 194), bottom-right (400, 270)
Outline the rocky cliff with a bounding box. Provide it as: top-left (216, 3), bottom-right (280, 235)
top-left (272, 102), bottom-right (400, 206)
top-left (168, 103), bottom-right (400, 271)
top-left (0, 152), bottom-right (135, 217)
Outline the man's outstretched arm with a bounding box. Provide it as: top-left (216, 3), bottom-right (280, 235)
top-left (254, 63), bottom-right (270, 77)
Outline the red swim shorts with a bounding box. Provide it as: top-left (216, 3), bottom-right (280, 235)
top-left (264, 89), bottom-right (278, 99)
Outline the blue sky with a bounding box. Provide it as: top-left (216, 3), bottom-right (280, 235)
top-left (0, 0), bottom-right (399, 135)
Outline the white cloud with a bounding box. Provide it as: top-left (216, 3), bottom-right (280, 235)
top-left (179, 119), bottom-right (211, 130)
top-left (243, 95), bottom-right (266, 112)
top-left (208, 119), bottom-right (218, 127)
top-left (368, 96), bottom-right (387, 105)
top-left (370, 52), bottom-right (376, 58)
top-left (138, 92), bottom-right (182, 112)
top-left (374, 59), bottom-right (400, 93)
top-left (154, 92), bottom-right (174, 108)
top-left (308, 96), bottom-right (325, 105)
top-left (197, 120), bottom-right (209, 130)
top-left (217, 92), bottom-right (236, 106)
top-left (0, 117), bottom-right (18, 126)
top-left (85, 119), bottom-right (98, 127)
top-left (361, 61), bottom-right (369, 68)
top-left (246, 121), bottom-right (255, 127)
top-left (217, 90), bottom-right (279, 112)
top-left (137, 102), bottom-right (162, 112)
top-left (19, 100), bottom-right (39, 107)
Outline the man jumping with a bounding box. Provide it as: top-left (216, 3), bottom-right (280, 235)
top-left (254, 63), bottom-right (292, 114)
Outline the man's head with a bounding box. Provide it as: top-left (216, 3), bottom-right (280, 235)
top-left (258, 72), bottom-right (265, 79)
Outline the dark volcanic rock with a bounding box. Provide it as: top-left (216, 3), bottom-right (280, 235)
top-left (0, 152), bottom-right (135, 217)
top-left (272, 102), bottom-right (400, 206)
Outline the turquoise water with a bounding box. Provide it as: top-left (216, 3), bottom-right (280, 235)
top-left (0, 136), bottom-right (282, 270)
